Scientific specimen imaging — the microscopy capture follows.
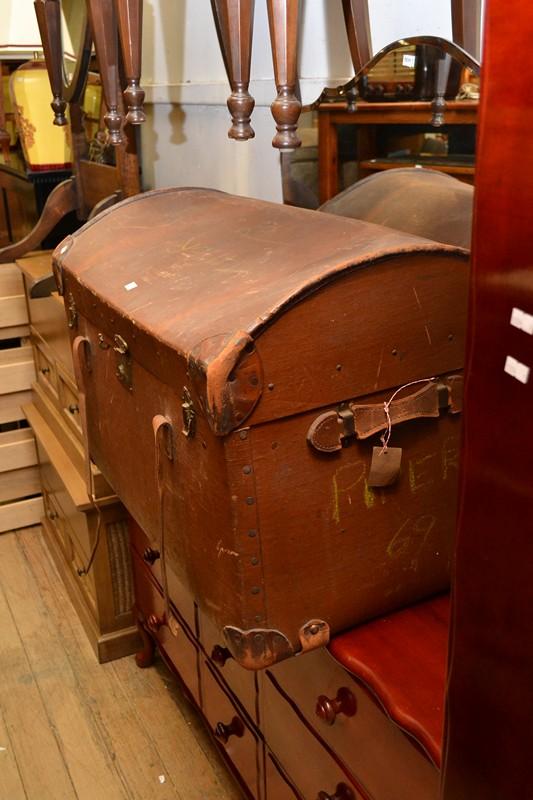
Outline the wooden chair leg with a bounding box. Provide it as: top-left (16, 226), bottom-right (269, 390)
top-left (211, 0), bottom-right (256, 140)
top-left (0, 177), bottom-right (77, 264)
top-left (266, 0), bottom-right (301, 150)
top-left (134, 610), bottom-right (156, 668)
top-left (115, 0), bottom-right (146, 124)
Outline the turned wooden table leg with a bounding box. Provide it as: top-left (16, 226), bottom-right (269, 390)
top-left (115, 0), bottom-right (145, 124)
top-left (134, 608), bottom-right (156, 668)
top-left (211, 0), bottom-right (256, 140)
top-left (34, 0), bottom-right (67, 125)
top-left (266, 0), bottom-right (301, 150)
top-left (87, 0), bottom-right (124, 145)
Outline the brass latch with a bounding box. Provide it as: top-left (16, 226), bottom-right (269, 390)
top-left (181, 387), bottom-right (196, 438)
top-left (66, 293), bottom-right (77, 329)
top-left (113, 334), bottom-right (133, 391)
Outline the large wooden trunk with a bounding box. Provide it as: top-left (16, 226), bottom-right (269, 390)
top-left (53, 188), bottom-right (469, 669)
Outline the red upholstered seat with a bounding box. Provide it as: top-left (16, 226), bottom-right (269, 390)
top-left (328, 594), bottom-right (449, 767)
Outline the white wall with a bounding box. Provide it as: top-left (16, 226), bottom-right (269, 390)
top-left (141, 1), bottom-right (458, 202)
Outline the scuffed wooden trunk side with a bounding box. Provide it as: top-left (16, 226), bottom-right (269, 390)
top-left (220, 250), bottom-right (469, 664)
top-left (247, 401), bottom-right (459, 647)
top-left (70, 311), bottom-right (245, 630)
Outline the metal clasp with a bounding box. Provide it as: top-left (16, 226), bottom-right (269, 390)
top-left (181, 387), bottom-right (196, 438)
top-left (113, 334), bottom-right (133, 390)
top-left (66, 293), bottom-right (78, 329)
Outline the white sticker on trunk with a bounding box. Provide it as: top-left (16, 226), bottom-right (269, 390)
top-left (124, 281), bottom-right (138, 291)
top-left (510, 307), bottom-right (533, 335)
top-left (504, 355), bottom-right (530, 384)
top-left (402, 54), bottom-right (416, 68)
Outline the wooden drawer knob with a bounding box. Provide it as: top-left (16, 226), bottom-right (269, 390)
top-left (142, 547), bottom-right (160, 565)
top-left (318, 783), bottom-right (356, 800)
top-left (47, 510), bottom-right (59, 521)
top-left (40, 367), bottom-right (50, 375)
top-left (214, 715), bottom-right (244, 744)
top-left (68, 404), bottom-right (79, 415)
top-left (315, 688), bottom-right (356, 725)
top-left (211, 644), bottom-right (232, 667)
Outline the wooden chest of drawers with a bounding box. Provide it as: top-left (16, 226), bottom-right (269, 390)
top-left (130, 516), bottom-right (444, 800)
top-left (17, 252), bottom-right (137, 662)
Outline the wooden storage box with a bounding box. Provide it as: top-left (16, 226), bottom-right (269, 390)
top-left (53, 188), bottom-right (469, 669)
top-left (0, 260), bottom-right (42, 533)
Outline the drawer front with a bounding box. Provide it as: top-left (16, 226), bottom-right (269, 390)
top-left (42, 486), bottom-right (73, 562)
top-left (26, 289), bottom-right (74, 376)
top-left (129, 518), bottom-right (196, 634)
top-left (36, 435), bottom-right (93, 561)
top-left (200, 659), bottom-right (260, 800)
top-left (267, 649), bottom-right (440, 800)
top-left (34, 338), bottom-right (58, 400)
top-left (32, 380), bottom-right (116, 502)
top-left (262, 671), bottom-right (363, 800)
top-left (132, 549), bottom-right (200, 705)
top-left (42, 486), bottom-right (97, 613)
top-left (265, 752), bottom-right (302, 799)
top-left (57, 366), bottom-right (82, 439)
top-left (199, 608), bottom-right (257, 725)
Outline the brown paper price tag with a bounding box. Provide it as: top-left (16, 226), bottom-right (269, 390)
top-left (367, 447), bottom-right (402, 487)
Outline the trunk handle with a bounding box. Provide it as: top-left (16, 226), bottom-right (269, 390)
top-left (307, 374), bottom-right (463, 454)
top-left (152, 415), bottom-right (180, 637)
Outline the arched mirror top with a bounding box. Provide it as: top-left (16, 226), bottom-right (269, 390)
top-left (312, 36), bottom-right (480, 110)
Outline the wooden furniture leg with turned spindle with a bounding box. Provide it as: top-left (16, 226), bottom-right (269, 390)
top-left (86, 0), bottom-right (124, 145)
top-left (33, 0), bottom-right (68, 126)
top-left (211, 0), bottom-right (256, 140)
top-left (115, 0), bottom-right (146, 124)
top-left (266, 0), bottom-right (301, 150)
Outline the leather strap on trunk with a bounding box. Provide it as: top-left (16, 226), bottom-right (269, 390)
top-left (152, 415), bottom-right (180, 637)
top-left (307, 374), bottom-right (463, 453)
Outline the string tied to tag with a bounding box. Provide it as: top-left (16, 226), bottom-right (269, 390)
top-left (380, 377), bottom-right (436, 453)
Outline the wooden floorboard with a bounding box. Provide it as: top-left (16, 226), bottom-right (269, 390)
top-left (0, 527), bottom-right (243, 800)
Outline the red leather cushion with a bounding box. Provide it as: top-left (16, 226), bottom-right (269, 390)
top-left (328, 594), bottom-right (449, 767)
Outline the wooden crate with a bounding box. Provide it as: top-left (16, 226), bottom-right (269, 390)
top-left (0, 261), bottom-right (42, 532)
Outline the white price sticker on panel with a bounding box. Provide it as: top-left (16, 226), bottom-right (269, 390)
top-left (510, 307), bottom-right (533, 335)
top-left (402, 54), bottom-right (416, 68)
top-left (504, 355), bottom-right (530, 384)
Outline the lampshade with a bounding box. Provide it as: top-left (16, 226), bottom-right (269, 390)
top-left (0, 0), bottom-right (43, 59)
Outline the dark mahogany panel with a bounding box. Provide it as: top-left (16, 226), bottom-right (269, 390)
top-left (442, 1), bottom-right (533, 797)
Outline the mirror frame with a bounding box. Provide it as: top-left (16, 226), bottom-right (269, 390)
top-left (309, 36), bottom-right (481, 111)
top-left (60, 1), bottom-right (92, 103)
